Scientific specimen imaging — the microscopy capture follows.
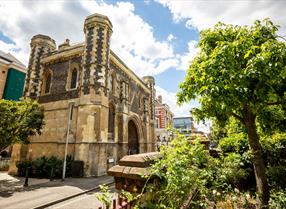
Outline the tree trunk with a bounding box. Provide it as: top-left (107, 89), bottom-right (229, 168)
top-left (243, 104), bottom-right (270, 208)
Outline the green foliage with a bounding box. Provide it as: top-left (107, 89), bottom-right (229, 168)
top-left (32, 156), bottom-right (48, 177)
top-left (152, 135), bottom-right (210, 208)
top-left (267, 166), bottom-right (286, 189)
top-left (178, 19), bottom-right (285, 122)
top-left (16, 160), bottom-right (32, 176)
top-left (178, 19), bottom-right (286, 204)
top-left (135, 133), bottom-right (258, 208)
top-left (269, 190), bottom-right (286, 209)
top-left (139, 133), bottom-right (209, 208)
top-left (257, 105), bottom-right (286, 135)
top-left (127, 130), bottom-right (285, 208)
top-left (218, 120), bottom-right (286, 190)
top-left (16, 155), bottom-right (73, 178)
top-left (0, 99), bottom-right (44, 151)
top-left (44, 156), bottom-right (64, 178)
top-left (95, 184), bottom-right (111, 209)
top-left (261, 132), bottom-right (286, 166)
top-left (209, 120), bottom-right (227, 145)
top-left (219, 134), bottom-right (249, 155)
top-left (217, 153), bottom-right (252, 190)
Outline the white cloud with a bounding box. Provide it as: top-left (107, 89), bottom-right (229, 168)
top-left (178, 40), bottom-right (200, 71)
top-left (155, 85), bottom-right (198, 117)
top-left (155, 85), bottom-right (210, 132)
top-left (158, 0), bottom-right (286, 35)
top-left (167, 34), bottom-right (175, 41)
top-left (0, 0), bottom-right (178, 76)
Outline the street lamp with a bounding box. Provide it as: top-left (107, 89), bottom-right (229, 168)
top-left (62, 102), bottom-right (74, 181)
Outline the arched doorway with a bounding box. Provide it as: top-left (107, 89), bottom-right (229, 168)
top-left (128, 120), bottom-right (139, 155)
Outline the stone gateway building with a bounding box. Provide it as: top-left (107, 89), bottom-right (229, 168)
top-left (10, 13), bottom-right (156, 176)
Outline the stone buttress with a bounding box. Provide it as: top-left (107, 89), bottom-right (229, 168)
top-left (9, 13), bottom-right (156, 177)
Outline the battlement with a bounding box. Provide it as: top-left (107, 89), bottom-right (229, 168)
top-left (30, 34), bottom-right (56, 50)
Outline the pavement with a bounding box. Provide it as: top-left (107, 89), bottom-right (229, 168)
top-left (0, 172), bottom-right (114, 209)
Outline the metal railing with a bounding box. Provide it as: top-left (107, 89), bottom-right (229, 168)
top-left (0, 157), bottom-right (10, 170)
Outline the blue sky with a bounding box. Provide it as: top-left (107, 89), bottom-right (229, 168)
top-left (102, 0), bottom-right (199, 93)
top-left (0, 0), bottom-right (285, 129)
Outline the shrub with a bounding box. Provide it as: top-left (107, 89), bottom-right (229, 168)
top-left (16, 160), bottom-right (31, 176)
top-left (267, 165), bottom-right (286, 189)
top-left (137, 133), bottom-right (232, 209)
top-left (217, 153), bottom-right (251, 190)
top-left (32, 156), bottom-right (48, 177)
top-left (16, 155), bottom-right (73, 178)
top-left (269, 190), bottom-right (286, 209)
top-left (219, 133), bottom-right (249, 155)
top-left (261, 132), bottom-right (286, 166)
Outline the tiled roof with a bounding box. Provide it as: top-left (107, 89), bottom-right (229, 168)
top-left (0, 50), bottom-right (25, 68)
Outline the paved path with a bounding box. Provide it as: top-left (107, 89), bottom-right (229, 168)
top-left (0, 172), bottom-right (113, 209)
top-left (47, 185), bottom-right (116, 209)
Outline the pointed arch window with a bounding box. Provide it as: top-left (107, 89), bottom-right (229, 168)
top-left (70, 68), bottom-right (78, 89)
top-left (43, 72), bottom-right (52, 94)
top-left (108, 103), bottom-right (115, 141)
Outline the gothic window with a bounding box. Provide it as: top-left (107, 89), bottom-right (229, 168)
top-left (108, 103), bottom-right (115, 140)
top-left (70, 68), bottom-right (78, 89)
top-left (43, 72), bottom-right (52, 94)
top-left (125, 83), bottom-right (129, 100)
top-left (109, 74), bottom-right (115, 94)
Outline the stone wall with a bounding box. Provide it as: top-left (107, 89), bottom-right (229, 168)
top-left (0, 65), bottom-right (8, 99)
top-left (9, 13), bottom-right (156, 177)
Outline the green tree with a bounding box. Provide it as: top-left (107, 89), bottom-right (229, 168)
top-left (0, 99), bottom-right (44, 151)
top-left (178, 19), bottom-right (286, 207)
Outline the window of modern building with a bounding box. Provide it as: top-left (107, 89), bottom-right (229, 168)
top-left (156, 118), bottom-right (159, 128)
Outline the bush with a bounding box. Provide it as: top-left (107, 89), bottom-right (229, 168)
top-left (142, 133), bottom-right (211, 208)
top-left (32, 156), bottom-right (48, 177)
top-left (217, 153), bottom-right (251, 190)
top-left (219, 133), bottom-right (249, 155)
top-left (16, 155), bottom-right (73, 178)
top-left (269, 190), bottom-right (286, 209)
top-left (219, 131), bottom-right (286, 191)
top-left (261, 132), bottom-right (286, 166)
top-left (267, 165), bottom-right (286, 189)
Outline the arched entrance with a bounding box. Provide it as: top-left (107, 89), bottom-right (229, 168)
top-left (128, 120), bottom-right (139, 155)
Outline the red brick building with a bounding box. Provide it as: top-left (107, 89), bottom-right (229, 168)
top-left (155, 95), bottom-right (174, 142)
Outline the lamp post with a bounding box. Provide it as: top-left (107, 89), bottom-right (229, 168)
top-left (62, 102), bottom-right (74, 181)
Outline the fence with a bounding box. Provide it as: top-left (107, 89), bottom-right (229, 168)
top-left (98, 196), bottom-right (133, 209)
top-left (0, 157), bottom-right (10, 170)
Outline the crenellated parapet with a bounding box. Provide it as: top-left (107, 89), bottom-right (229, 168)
top-left (12, 13), bottom-right (157, 177)
top-left (24, 34), bottom-right (56, 98)
top-left (82, 13), bottom-right (113, 95)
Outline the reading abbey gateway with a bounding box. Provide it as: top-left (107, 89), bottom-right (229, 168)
top-left (10, 13), bottom-right (156, 176)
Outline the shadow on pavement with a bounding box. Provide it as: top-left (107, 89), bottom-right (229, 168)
top-left (0, 172), bottom-right (113, 198)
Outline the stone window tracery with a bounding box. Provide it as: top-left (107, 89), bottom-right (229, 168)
top-left (108, 103), bottom-right (115, 141)
top-left (42, 71), bottom-right (52, 95)
top-left (66, 63), bottom-right (79, 91)
top-left (70, 68), bottom-right (78, 89)
top-left (109, 74), bottom-right (115, 95)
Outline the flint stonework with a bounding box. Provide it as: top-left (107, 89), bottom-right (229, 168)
top-left (8, 13), bottom-right (156, 177)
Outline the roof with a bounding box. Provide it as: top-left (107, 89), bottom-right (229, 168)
top-left (174, 116), bottom-right (193, 120)
top-left (0, 50), bottom-right (26, 68)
